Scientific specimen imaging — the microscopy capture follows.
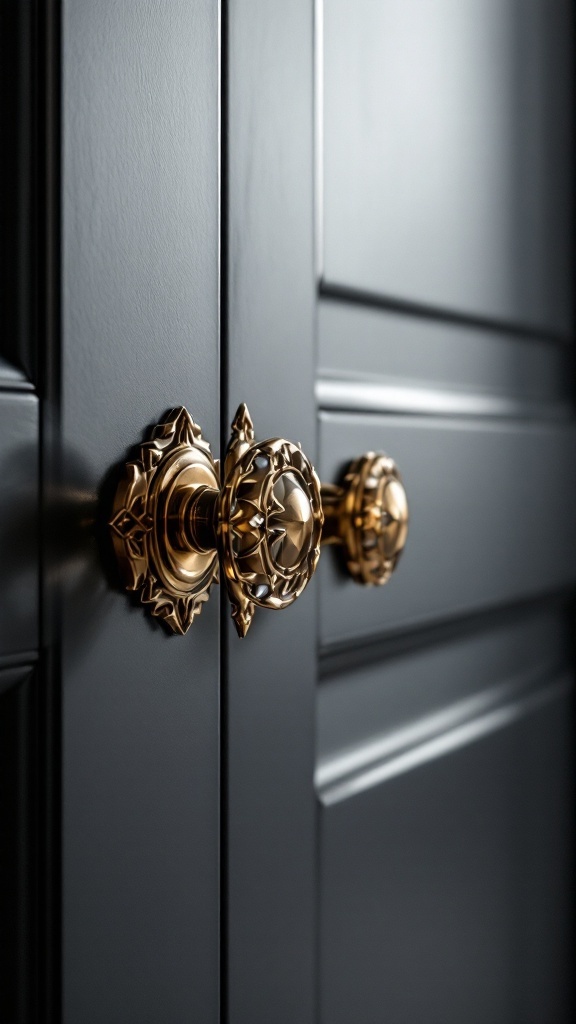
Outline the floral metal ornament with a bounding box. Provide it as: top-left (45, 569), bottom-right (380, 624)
top-left (219, 404), bottom-right (324, 637)
top-left (109, 408), bottom-right (220, 635)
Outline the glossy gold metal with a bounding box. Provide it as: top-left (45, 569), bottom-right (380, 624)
top-left (321, 452), bottom-right (409, 585)
top-left (110, 405), bottom-right (323, 637)
top-left (109, 408), bottom-right (221, 635)
top-left (220, 404), bottom-right (324, 636)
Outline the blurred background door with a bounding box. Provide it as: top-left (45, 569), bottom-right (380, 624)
top-left (225, 3), bottom-right (575, 1023)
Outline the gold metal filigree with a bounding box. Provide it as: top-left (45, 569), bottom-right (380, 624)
top-left (110, 408), bottom-right (220, 634)
top-left (321, 452), bottom-right (409, 585)
top-left (219, 404), bottom-right (324, 637)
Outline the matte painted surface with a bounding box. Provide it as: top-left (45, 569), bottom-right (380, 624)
top-left (319, 412), bottom-right (576, 648)
top-left (0, 395), bottom-right (38, 656)
top-left (61, 3), bottom-right (219, 1020)
top-left (319, 687), bottom-right (574, 1024)
top-left (317, 604), bottom-right (571, 788)
top-left (1, 0), bottom-right (36, 381)
top-left (225, 3), bottom-right (317, 1021)
top-left (0, 667), bottom-right (36, 1024)
top-left (318, 299), bottom-right (574, 410)
top-left (317, 6), bottom-right (574, 1022)
top-left (322, 0), bottom-right (574, 333)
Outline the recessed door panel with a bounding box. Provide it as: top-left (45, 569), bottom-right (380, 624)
top-left (321, 0), bottom-right (574, 333)
top-left (319, 684), bottom-right (574, 1024)
top-left (319, 411), bottom-right (576, 648)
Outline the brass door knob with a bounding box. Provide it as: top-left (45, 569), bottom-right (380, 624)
top-left (110, 407), bottom-right (408, 636)
top-left (110, 405), bottom-right (323, 636)
top-left (321, 453), bottom-right (409, 586)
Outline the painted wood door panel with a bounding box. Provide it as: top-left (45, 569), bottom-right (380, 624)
top-left (0, 395), bottom-right (38, 657)
top-left (319, 685), bottom-right (573, 1024)
top-left (59, 3), bottom-right (220, 1020)
top-left (319, 412), bottom-right (576, 648)
top-left (315, 4), bottom-right (575, 1022)
top-left (321, 0), bottom-right (574, 334)
top-left (0, 666), bottom-right (38, 1023)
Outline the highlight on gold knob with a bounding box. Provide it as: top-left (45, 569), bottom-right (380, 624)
top-left (109, 405), bottom-right (323, 637)
top-left (320, 452), bottom-right (409, 586)
top-left (220, 405), bottom-right (323, 637)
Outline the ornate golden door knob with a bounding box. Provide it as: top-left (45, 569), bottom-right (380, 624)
top-left (321, 453), bottom-right (409, 586)
top-left (110, 408), bottom-right (408, 636)
top-left (110, 405), bottom-right (323, 637)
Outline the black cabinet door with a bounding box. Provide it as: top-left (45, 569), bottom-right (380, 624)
top-left (59, 4), bottom-right (220, 1020)
top-left (3, 2), bottom-right (220, 1021)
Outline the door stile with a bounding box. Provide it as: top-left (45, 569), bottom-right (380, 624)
top-left (224, 3), bottom-right (318, 1021)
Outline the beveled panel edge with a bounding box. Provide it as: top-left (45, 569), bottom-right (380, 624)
top-left (319, 590), bottom-right (574, 677)
top-left (318, 411), bottom-right (576, 650)
top-left (0, 662), bottom-right (35, 695)
top-left (0, 357), bottom-right (35, 392)
top-left (0, 651), bottom-right (39, 673)
top-left (317, 376), bottom-right (573, 421)
top-left (0, 392), bottom-right (39, 659)
top-left (319, 281), bottom-right (573, 347)
top-left (317, 671), bottom-right (572, 807)
top-left (317, 293), bottom-right (575, 415)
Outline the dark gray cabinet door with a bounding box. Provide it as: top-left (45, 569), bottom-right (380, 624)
top-left (59, 4), bottom-right (220, 1021)
top-left (3, 2), bottom-right (221, 1022)
top-left (315, 2), bottom-right (575, 1022)
top-left (225, 1), bottom-right (572, 1022)
top-left (321, 0), bottom-right (573, 335)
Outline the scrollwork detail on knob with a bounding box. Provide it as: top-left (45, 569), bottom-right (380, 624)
top-left (220, 404), bottom-right (323, 637)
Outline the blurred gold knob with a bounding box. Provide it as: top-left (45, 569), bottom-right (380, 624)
top-left (321, 453), bottom-right (409, 585)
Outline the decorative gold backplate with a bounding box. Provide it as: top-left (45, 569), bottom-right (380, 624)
top-left (109, 408), bottom-right (220, 635)
top-left (110, 405), bottom-right (323, 637)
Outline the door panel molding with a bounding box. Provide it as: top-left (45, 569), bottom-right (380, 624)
top-left (319, 687), bottom-right (574, 1023)
top-left (319, 412), bottom-right (576, 648)
top-left (0, 361), bottom-right (36, 392)
top-left (317, 377), bottom-right (573, 421)
top-left (318, 673), bottom-right (570, 805)
top-left (0, 394), bottom-right (38, 658)
top-left (318, 301), bottom-right (574, 410)
top-left (317, 604), bottom-right (572, 803)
